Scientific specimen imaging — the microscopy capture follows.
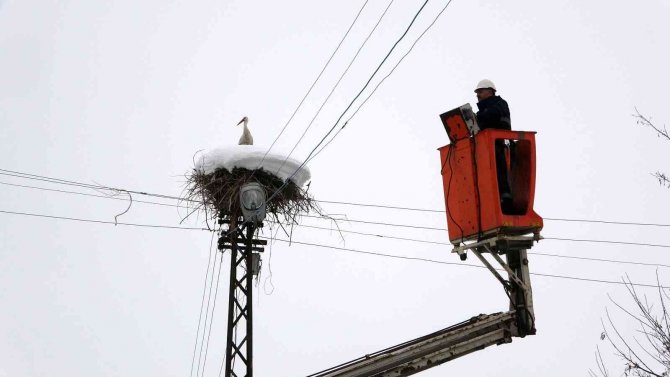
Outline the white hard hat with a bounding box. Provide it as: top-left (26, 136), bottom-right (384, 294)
top-left (474, 79), bottom-right (496, 92)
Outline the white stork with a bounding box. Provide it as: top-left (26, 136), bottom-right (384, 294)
top-left (236, 116), bottom-right (254, 145)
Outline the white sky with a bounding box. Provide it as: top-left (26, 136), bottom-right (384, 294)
top-left (1, 0), bottom-right (670, 376)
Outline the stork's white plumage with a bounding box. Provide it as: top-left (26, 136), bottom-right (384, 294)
top-left (236, 116), bottom-right (254, 145)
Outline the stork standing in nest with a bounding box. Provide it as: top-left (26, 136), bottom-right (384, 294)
top-left (236, 116), bottom-right (253, 145)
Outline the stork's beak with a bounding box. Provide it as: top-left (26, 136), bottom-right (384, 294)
top-left (237, 117), bottom-right (247, 126)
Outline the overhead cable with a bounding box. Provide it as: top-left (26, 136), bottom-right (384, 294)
top-left (266, 238), bottom-right (670, 289)
top-left (249, 0), bottom-right (370, 176)
top-left (1, 201), bottom-right (667, 268)
top-left (0, 209), bottom-right (209, 231)
top-left (3, 180), bottom-right (670, 250)
top-left (0, 208), bottom-right (667, 288)
top-left (190, 231), bottom-right (218, 377)
top-left (270, 222), bottom-right (670, 269)
top-left (276, 0), bottom-right (395, 172)
top-left (264, 0), bottom-right (431, 204)
top-left (311, 0), bottom-right (455, 160)
top-left (4, 169), bottom-right (670, 228)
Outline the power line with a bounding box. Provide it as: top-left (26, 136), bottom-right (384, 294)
top-left (7, 165), bottom-right (670, 260)
top-left (266, 238), bottom-right (670, 289)
top-left (3, 179), bottom-right (670, 251)
top-left (248, 0), bottom-right (370, 178)
top-left (310, 0), bottom-right (455, 161)
top-left (1, 207), bottom-right (667, 288)
top-left (542, 217), bottom-right (670, 228)
top-left (543, 237), bottom-right (670, 249)
top-left (318, 198), bottom-right (670, 228)
top-left (318, 199), bottom-right (443, 213)
top-left (0, 209), bottom-right (210, 231)
top-left (4, 169), bottom-right (670, 229)
top-left (264, 0), bottom-right (431, 205)
top-left (301, 214), bottom-right (670, 249)
top-left (302, 213), bottom-right (445, 230)
top-left (1, 199), bottom-right (666, 269)
top-left (200, 248), bottom-right (225, 377)
top-left (196, 236), bottom-right (222, 377)
top-left (530, 251), bottom-right (670, 269)
top-left (190, 231), bottom-right (218, 377)
top-left (4, 177), bottom-right (670, 251)
top-left (0, 181), bottom-right (179, 208)
top-left (273, 222), bottom-right (670, 269)
top-left (276, 0), bottom-right (395, 174)
top-left (0, 169), bottom-right (187, 202)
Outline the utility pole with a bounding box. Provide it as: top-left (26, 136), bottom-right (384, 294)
top-left (219, 183), bottom-right (268, 377)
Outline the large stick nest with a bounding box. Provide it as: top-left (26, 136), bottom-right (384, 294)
top-left (183, 167), bottom-right (319, 227)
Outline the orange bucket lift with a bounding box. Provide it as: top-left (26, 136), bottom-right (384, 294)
top-left (303, 106), bottom-right (544, 377)
top-left (436, 104), bottom-right (542, 337)
top-left (438, 105), bottom-right (543, 249)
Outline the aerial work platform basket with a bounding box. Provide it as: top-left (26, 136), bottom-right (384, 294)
top-left (438, 107), bottom-right (543, 245)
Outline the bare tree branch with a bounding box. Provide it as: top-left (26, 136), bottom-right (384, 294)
top-left (635, 108), bottom-right (670, 141)
top-left (653, 172), bottom-right (670, 188)
top-left (634, 109), bottom-right (669, 189)
top-left (594, 277), bottom-right (670, 376)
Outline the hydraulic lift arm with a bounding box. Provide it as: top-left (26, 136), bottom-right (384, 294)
top-left (308, 311), bottom-right (517, 377)
top-left (309, 236), bottom-right (537, 377)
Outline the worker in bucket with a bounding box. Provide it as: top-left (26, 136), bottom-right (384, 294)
top-left (474, 79), bottom-right (511, 130)
top-left (474, 79), bottom-right (513, 212)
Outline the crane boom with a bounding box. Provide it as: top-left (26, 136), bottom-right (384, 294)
top-left (309, 235), bottom-right (538, 377)
top-left (308, 311), bottom-right (517, 377)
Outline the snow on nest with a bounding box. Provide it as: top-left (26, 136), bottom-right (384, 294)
top-left (195, 145), bottom-right (311, 187)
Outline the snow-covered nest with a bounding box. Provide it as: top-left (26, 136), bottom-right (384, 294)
top-left (195, 145), bottom-right (311, 187)
top-left (184, 145), bottom-right (318, 225)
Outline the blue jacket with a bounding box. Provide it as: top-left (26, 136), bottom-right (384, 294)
top-left (476, 95), bottom-right (511, 131)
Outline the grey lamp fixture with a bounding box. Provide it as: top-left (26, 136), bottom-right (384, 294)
top-left (239, 182), bottom-right (267, 224)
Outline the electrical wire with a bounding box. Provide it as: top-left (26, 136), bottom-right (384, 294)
top-left (0, 169), bottom-right (186, 202)
top-left (4, 169), bottom-right (670, 228)
top-left (266, 238), bottom-right (670, 289)
top-left (195, 233), bottom-right (221, 377)
top-left (318, 198), bottom-right (443, 213)
top-left (0, 181), bottom-right (178, 208)
top-left (275, 0), bottom-right (395, 175)
top-left (310, 0), bottom-right (455, 161)
top-left (264, 0), bottom-right (431, 205)
top-left (543, 237), bottom-right (670, 249)
top-left (247, 0), bottom-right (370, 179)
top-left (2, 183), bottom-right (670, 251)
top-left (0, 209), bottom-right (209, 231)
top-left (319, 198), bottom-right (670, 228)
top-left (301, 214), bottom-right (670, 248)
top-left (201, 247), bottom-right (225, 377)
top-left (302, 213), bottom-right (445, 230)
top-left (2, 185), bottom-right (670, 251)
top-left (2, 202), bottom-right (666, 269)
top-left (0, 207), bottom-right (667, 288)
top-left (318, 197), bottom-right (670, 228)
top-left (268, 221), bottom-right (670, 269)
top-left (3, 172), bottom-right (670, 250)
top-left (445, 140), bottom-right (466, 241)
top-left (190, 230), bottom-right (218, 377)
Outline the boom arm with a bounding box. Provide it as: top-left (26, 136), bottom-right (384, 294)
top-left (308, 311), bottom-right (517, 377)
top-left (309, 236), bottom-right (537, 377)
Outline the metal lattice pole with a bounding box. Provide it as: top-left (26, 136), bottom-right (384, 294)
top-left (220, 216), bottom-right (261, 377)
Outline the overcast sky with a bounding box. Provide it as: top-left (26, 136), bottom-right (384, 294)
top-left (2, 0), bottom-right (670, 376)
